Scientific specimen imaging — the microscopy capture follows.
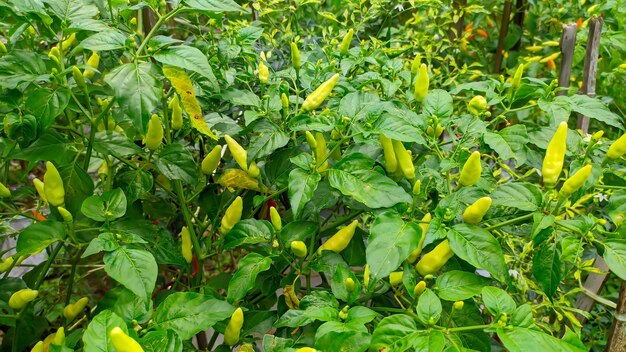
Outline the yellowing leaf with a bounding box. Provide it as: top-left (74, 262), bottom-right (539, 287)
top-left (217, 169), bottom-right (265, 192)
top-left (162, 66), bottom-right (217, 140)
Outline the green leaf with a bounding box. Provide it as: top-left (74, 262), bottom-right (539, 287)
top-left (412, 331), bottom-right (445, 352)
top-left (141, 330), bottom-right (183, 352)
top-left (183, 0), bottom-right (244, 12)
top-left (510, 304), bottom-right (535, 328)
top-left (370, 314), bottom-right (420, 352)
top-left (45, 0), bottom-right (98, 23)
top-left (0, 51), bottom-right (47, 89)
top-left (497, 327), bottom-right (587, 352)
top-left (568, 95), bottom-right (624, 130)
top-left (93, 131), bottom-right (143, 157)
top-left (532, 241), bottom-right (562, 299)
top-left (366, 211), bottom-right (421, 279)
top-left (222, 88), bottom-right (261, 107)
top-left (12, 131), bottom-right (71, 166)
top-left (607, 189), bottom-right (626, 226)
top-left (603, 239), bottom-right (626, 281)
top-left (416, 289), bottom-right (442, 325)
top-left (104, 247), bottom-right (157, 301)
top-left (153, 45), bottom-right (216, 82)
top-left (330, 265), bottom-right (360, 303)
top-left (328, 169), bottom-right (411, 208)
top-left (314, 321), bottom-right (370, 352)
top-left (82, 233), bottom-right (120, 258)
top-left (448, 224), bottom-right (508, 282)
top-left (538, 97), bottom-right (571, 124)
top-left (277, 221), bottom-right (317, 248)
top-left (490, 182), bottom-right (542, 211)
top-left (288, 169), bottom-right (320, 219)
top-left (422, 89), bottom-right (453, 120)
top-left (16, 221), bottom-right (64, 256)
top-left (481, 286), bottom-right (516, 316)
top-left (435, 270), bottom-right (490, 301)
top-left (247, 120), bottom-right (290, 160)
top-left (373, 113), bottom-right (426, 145)
top-left (223, 219), bottom-right (272, 250)
top-left (82, 310), bottom-right (128, 352)
top-left (483, 125), bottom-right (528, 164)
top-left (153, 292), bottom-right (235, 340)
top-left (113, 167), bottom-right (153, 203)
top-left (155, 144), bottom-right (197, 184)
top-left (101, 287), bottom-right (153, 324)
top-left (81, 188), bottom-right (127, 222)
top-left (25, 88), bottom-right (70, 132)
top-left (81, 29), bottom-right (128, 51)
top-left (104, 62), bottom-right (162, 133)
top-left (227, 253), bottom-right (272, 303)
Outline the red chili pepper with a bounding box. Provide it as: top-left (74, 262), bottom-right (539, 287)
top-left (191, 255), bottom-right (199, 277)
top-left (265, 199), bottom-right (277, 219)
top-left (31, 210), bottom-right (47, 221)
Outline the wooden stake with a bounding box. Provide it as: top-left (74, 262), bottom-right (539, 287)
top-left (494, 1), bottom-right (513, 73)
top-left (448, 0), bottom-right (467, 41)
top-left (575, 257), bottom-right (609, 324)
top-left (605, 281), bottom-right (626, 352)
top-left (512, 0), bottom-right (526, 51)
top-left (557, 24), bottom-right (578, 96)
top-left (577, 16), bottom-right (603, 133)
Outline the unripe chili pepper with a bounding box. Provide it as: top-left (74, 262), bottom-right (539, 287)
top-left (468, 95), bottom-right (488, 116)
top-left (240, 344), bottom-right (255, 352)
top-left (83, 51), bottom-right (100, 80)
top-left (413, 280), bottom-right (426, 296)
top-left (305, 131), bottom-right (317, 150)
top-left (453, 301), bottom-right (464, 310)
top-left (317, 220), bottom-right (359, 255)
top-left (380, 135), bottom-right (398, 173)
top-left (415, 240), bottom-right (454, 276)
top-left (225, 135), bottom-right (248, 171)
top-left (0, 41), bottom-right (6, 55)
top-left (269, 206), bottom-right (282, 231)
top-left (426, 125), bottom-right (444, 138)
top-left (72, 66), bottom-right (87, 90)
top-left (591, 130), bottom-right (604, 142)
top-left (462, 197), bottom-right (492, 224)
top-left (53, 327), bottom-right (65, 346)
top-left (296, 348), bottom-right (318, 352)
top-left (414, 63), bottom-right (429, 102)
top-left (201, 145), bottom-right (222, 175)
top-left (180, 226), bottom-right (193, 264)
top-left (220, 196), bottom-right (243, 234)
top-left (31, 341), bottom-right (44, 352)
top-left (0, 182), bottom-right (10, 198)
top-left (110, 327), bottom-right (144, 352)
top-left (606, 133), bottom-right (626, 159)
top-left (258, 61), bottom-right (269, 84)
top-left (345, 277), bottom-right (355, 292)
top-left (510, 64), bottom-right (524, 94)
top-left (224, 307), bottom-right (244, 346)
top-left (60, 33), bottom-right (77, 53)
top-left (247, 161), bottom-right (260, 178)
top-left (0, 257), bottom-right (14, 273)
top-left (560, 165), bottom-right (592, 197)
top-left (58, 206), bottom-right (73, 223)
top-left (290, 42), bottom-right (301, 70)
top-left (315, 132), bottom-right (329, 172)
top-left (412, 180), bottom-right (421, 196)
top-left (338, 29), bottom-right (354, 55)
top-left (392, 140), bottom-right (415, 179)
top-left (290, 241), bottom-right (307, 258)
top-left (542, 121), bottom-right (568, 186)
top-left (363, 264), bottom-right (370, 288)
top-left (407, 213), bottom-right (432, 263)
top-left (411, 56), bottom-right (421, 75)
top-left (9, 288), bottom-right (38, 310)
top-left (389, 272), bottom-right (403, 287)
top-left (169, 94), bottom-right (183, 130)
top-left (458, 151), bottom-right (482, 187)
top-left (48, 47), bottom-right (61, 66)
top-left (44, 162), bottom-right (65, 207)
top-left (302, 73), bottom-right (340, 112)
top-left (540, 52), bottom-right (560, 63)
top-left (33, 178), bottom-right (46, 202)
top-left (63, 297), bottom-right (88, 321)
top-left (144, 114), bottom-right (164, 151)
top-left (281, 93), bottom-right (289, 112)
top-left (284, 285), bottom-right (300, 309)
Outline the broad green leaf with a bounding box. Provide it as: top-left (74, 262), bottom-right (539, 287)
top-left (328, 169), bottom-right (411, 208)
top-left (183, 0), bottom-right (244, 12)
top-left (105, 62), bottom-right (161, 134)
top-left (490, 182), bottom-right (542, 211)
top-left (0, 51), bottom-right (47, 89)
top-left (155, 144), bottom-right (197, 184)
top-left (81, 188), bottom-right (127, 222)
top-left (314, 321), bottom-right (370, 352)
top-left (153, 292), bottom-right (235, 340)
top-left (435, 270), bottom-right (490, 301)
top-left (288, 169), bottom-right (320, 219)
top-left (330, 265), bottom-right (360, 303)
top-left (61, 162), bottom-right (95, 215)
top-left (113, 167), bottom-right (153, 203)
top-left (141, 330), bottom-right (183, 352)
top-left (532, 241), bottom-right (562, 299)
top-left (569, 95), bottom-right (624, 130)
top-left (25, 88), bottom-right (70, 132)
top-left (416, 289), bottom-right (442, 325)
top-left (481, 286), bottom-right (516, 316)
top-left (370, 314), bottom-right (421, 352)
top-left (100, 287), bottom-right (153, 324)
top-left (3, 113), bottom-right (37, 148)
top-left (12, 131), bottom-right (72, 166)
top-left (510, 304), bottom-right (535, 328)
top-left (16, 221), bottom-right (65, 256)
top-left (423, 89), bottom-right (453, 120)
top-left (366, 211), bottom-right (421, 279)
top-left (538, 97), bottom-right (571, 124)
top-left (603, 239), bottom-right (626, 280)
top-left (277, 221), bottom-right (317, 248)
top-left (45, 0), bottom-right (98, 23)
top-left (607, 189), bottom-right (626, 226)
top-left (227, 253), bottom-right (272, 303)
top-left (93, 131), bottom-right (142, 157)
top-left (483, 125), bottom-right (528, 164)
top-left (81, 29), bottom-right (127, 51)
top-left (412, 330), bottom-right (445, 352)
top-left (497, 327), bottom-right (586, 352)
top-left (83, 310), bottom-right (128, 352)
top-left (448, 224), bottom-right (508, 282)
top-left (223, 219), bottom-right (272, 249)
top-left (153, 45), bottom-right (216, 82)
top-left (82, 233), bottom-right (120, 258)
top-left (247, 120), bottom-right (290, 160)
top-left (373, 113), bottom-right (426, 145)
top-left (104, 247), bottom-right (157, 301)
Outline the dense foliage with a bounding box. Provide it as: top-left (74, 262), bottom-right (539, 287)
top-left (1, 0), bottom-right (625, 351)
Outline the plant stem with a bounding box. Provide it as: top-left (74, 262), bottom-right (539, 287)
top-left (35, 243), bottom-right (63, 289)
top-left (485, 212), bottom-right (534, 231)
top-left (136, 8), bottom-right (182, 56)
top-left (174, 181), bottom-right (204, 279)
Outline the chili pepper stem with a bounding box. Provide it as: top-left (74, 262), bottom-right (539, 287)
top-left (174, 181), bottom-right (204, 270)
top-left (485, 213), bottom-right (534, 231)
